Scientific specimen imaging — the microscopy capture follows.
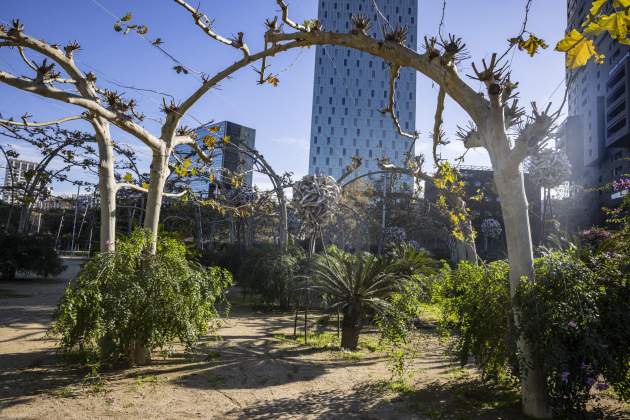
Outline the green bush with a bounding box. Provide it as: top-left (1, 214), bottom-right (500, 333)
top-left (518, 250), bottom-right (630, 416)
top-left (238, 244), bottom-right (305, 308)
top-left (50, 229), bottom-right (232, 365)
top-left (432, 260), bottom-right (515, 381)
top-left (433, 249), bottom-right (630, 416)
top-left (0, 232), bottom-right (63, 280)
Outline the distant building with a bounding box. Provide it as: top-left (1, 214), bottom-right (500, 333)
top-left (172, 121), bottom-right (255, 198)
top-left (308, 0), bottom-right (418, 187)
top-left (2, 158), bottom-right (38, 202)
top-left (564, 0), bottom-right (630, 226)
top-left (425, 166), bottom-right (541, 261)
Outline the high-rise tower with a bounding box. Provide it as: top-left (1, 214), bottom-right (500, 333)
top-left (563, 0), bottom-right (630, 227)
top-left (308, 0), bottom-right (418, 185)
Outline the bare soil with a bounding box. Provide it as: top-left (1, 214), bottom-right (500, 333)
top-left (0, 279), bottom-right (626, 419)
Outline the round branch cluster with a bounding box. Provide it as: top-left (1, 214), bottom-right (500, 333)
top-left (225, 186), bottom-right (257, 207)
top-left (292, 175), bottom-right (340, 234)
top-left (481, 218), bottom-right (503, 239)
top-left (526, 149), bottom-right (572, 189)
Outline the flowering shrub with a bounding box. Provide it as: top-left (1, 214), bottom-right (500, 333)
top-left (433, 249), bottom-right (630, 416)
top-left (612, 177), bottom-right (630, 192)
top-left (517, 250), bottom-right (630, 416)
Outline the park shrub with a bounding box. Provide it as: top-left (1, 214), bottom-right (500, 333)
top-left (433, 249), bottom-right (630, 416)
top-left (50, 229), bottom-right (232, 366)
top-left (432, 260), bottom-right (515, 381)
top-left (238, 243), bottom-right (305, 309)
top-left (0, 232), bottom-right (64, 280)
top-left (517, 249), bottom-right (630, 416)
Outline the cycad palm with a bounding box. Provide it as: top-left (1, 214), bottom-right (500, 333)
top-left (309, 247), bottom-right (401, 350)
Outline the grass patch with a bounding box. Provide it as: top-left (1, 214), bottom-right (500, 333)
top-left (358, 335), bottom-right (385, 352)
top-left (273, 331), bottom-right (339, 349)
top-left (134, 374), bottom-right (163, 386)
top-left (419, 303), bottom-right (441, 323)
top-left (336, 350), bottom-right (364, 361)
top-left (49, 386), bottom-right (78, 398)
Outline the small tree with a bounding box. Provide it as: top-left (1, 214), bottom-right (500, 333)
top-left (309, 247), bottom-right (400, 350)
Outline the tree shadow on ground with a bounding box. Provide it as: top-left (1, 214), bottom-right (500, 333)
top-left (167, 336), bottom-right (385, 391)
top-left (399, 378), bottom-right (527, 420)
top-left (0, 350), bottom-right (89, 410)
top-left (226, 381), bottom-right (413, 420)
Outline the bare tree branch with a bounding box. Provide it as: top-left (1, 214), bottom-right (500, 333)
top-left (116, 182), bottom-right (188, 198)
top-left (380, 64), bottom-right (418, 141)
top-left (0, 70), bottom-right (161, 149)
top-left (0, 114), bottom-right (84, 127)
top-left (275, 0), bottom-right (308, 32)
top-left (432, 87), bottom-right (447, 163)
top-left (173, 0), bottom-right (250, 57)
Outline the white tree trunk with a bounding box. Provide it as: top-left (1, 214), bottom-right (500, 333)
top-left (494, 165), bottom-right (550, 419)
top-left (143, 149), bottom-right (169, 254)
top-left (93, 119), bottom-right (116, 253)
top-left (278, 190), bottom-right (288, 252)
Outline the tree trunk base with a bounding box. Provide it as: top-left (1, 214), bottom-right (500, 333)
top-left (341, 327), bottom-right (360, 350)
top-left (128, 341), bottom-right (151, 366)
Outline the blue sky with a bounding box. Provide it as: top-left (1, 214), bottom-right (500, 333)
top-left (0, 0), bottom-right (567, 194)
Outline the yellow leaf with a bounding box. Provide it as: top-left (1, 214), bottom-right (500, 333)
top-left (266, 74), bottom-right (280, 87)
top-left (141, 182), bottom-right (150, 190)
top-left (614, 0), bottom-right (630, 8)
top-left (518, 34), bottom-right (549, 57)
top-left (555, 29), bottom-right (605, 68)
top-left (209, 126), bottom-right (221, 133)
top-left (584, 12), bottom-right (630, 42)
top-left (590, 0), bottom-right (608, 16)
top-left (123, 172), bottom-right (133, 183)
top-left (182, 158), bottom-right (192, 169)
top-left (222, 135), bottom-right (231, 144)
top-left (203, 135), bottom-right (217, 148)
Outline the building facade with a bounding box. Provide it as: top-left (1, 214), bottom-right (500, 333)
top-left (173, 121), bottom-right (255, 198)
top-left (308, 0), bottom-right (418, 186)
top-left (2, 158), bottom-right (38, 202)
top-left (564, 0), bottom-right (630, 227)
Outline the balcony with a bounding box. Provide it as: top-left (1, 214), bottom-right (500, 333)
top-left (605, 58), bottom-right (630, 148)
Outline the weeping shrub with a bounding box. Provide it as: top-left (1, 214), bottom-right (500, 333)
top-left (50, 229), bottom-right (232, 365)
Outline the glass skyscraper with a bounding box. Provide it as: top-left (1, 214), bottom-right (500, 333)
top-left (172, 121), bottom-right (255, 198)
top-left (308, 0), bottom-right (418, 184)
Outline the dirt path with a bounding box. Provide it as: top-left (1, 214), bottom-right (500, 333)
top-left (0, 279), bottom-right (528, 419)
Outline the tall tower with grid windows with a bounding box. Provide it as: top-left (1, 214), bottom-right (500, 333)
top-left (562, 0), bottom-right (630, 227)
top-left (308, 0), bottom-right (418, 186)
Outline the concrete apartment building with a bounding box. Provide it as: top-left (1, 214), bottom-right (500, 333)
top-left (308, 0), bottom-right (418, 186)
top-left (1, 158), bottom-right (38, 202)
top-left (564, 0), bottom-right (630, 227)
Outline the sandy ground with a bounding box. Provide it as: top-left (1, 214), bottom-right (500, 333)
top-left (2, 278), bottom-right (621, 419)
